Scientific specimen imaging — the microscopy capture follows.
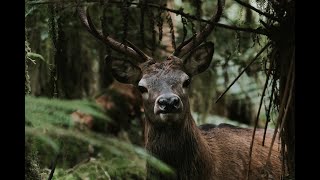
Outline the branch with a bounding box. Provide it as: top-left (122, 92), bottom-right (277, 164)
top-left (48, 152), bottom-right (60, 180)
top-left (278, 68), bottom-right (294, 140)
top-left (265, 53), bottom-right (294, 168)
top-left (26, 0), bottom-right (269, 36)
top-left (233, 0), bottom-right (280, 22)
top-left (215, 42), bottom-right (272, 103)
top-left (149, 3), bottom-right (268, 36)
top-left (246, 56), bottom-right (274, 180)
top-left (214, 23), bottom-right (267, 35)
top-left (262, 78), bottom-right (276, 146)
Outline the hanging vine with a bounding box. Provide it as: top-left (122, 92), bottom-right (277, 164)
top-left (189, 18), bottom-right (196, 47)
top-left (48, 4), bottom-right (58, 98)
top-left (121, 0), bottom-right (130, 45)
top-left (181, 16), bottom-right (188, 43)
top-left (101, 4), bottom-right (112, 55)
top-left (156, 5), bottom-right (165, 43)
top-left (236, 31), bottom-right (241, 54)
top-left (146, 7), bottom-right (156, 55)
top-left (139, 0), bottom-right (147, 47)
top-left (192, 0), bottom-right (202, 30)
top-left (166, 12), bottom-right (176, 51)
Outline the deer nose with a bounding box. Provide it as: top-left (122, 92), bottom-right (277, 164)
top-left (157, 94), bottom-right (181, 113)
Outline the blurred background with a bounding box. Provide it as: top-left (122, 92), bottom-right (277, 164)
top-left (25, 0), bottom-right (294, 179)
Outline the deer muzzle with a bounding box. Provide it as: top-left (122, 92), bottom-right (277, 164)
top-left (154, 93), bottom-right (182, 115)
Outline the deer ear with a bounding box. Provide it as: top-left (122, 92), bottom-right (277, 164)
top-left (183, 42), bottom-right (214, 76)
top-left (109, 56), bottom-right (142, 84)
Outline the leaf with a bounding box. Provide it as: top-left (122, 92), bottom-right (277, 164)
top-left (27, 52), bottom-right (45, 63)
top-left (25, 6), bottom-right (36, 18)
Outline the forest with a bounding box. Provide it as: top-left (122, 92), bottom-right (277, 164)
top-left (25, 0), bottom-right (295, 179)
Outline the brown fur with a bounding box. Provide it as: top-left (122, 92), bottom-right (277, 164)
top-left (145, 112), bottom-right (281, 180)
top-left (111, 53), bottom-right (282, 179)
top-left (141, 59), bottom-right (281, 180)
top-left (139, 56), bottom-right (184, 76)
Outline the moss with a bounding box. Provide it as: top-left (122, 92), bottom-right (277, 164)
top-left (25, 96), bottom-right (147, 179)
top-left (26, 126), bottom-right (148, 179)
top-left (25, 137), bottom-right (41, 180)
top-left (27, 131), bottom-right (95, 169)
top-left (26, 127), bottom-right (148, 180)
top-left (51, 156), bottom-right (146, 180)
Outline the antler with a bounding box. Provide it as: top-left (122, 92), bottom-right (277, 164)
top-left (77, 6), bottom-right (151, 63)
top-left (173, 0), bottom-right (224, 57)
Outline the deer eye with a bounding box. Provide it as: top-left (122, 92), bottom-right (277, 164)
top-left (138, 86), bottom-right (148, 93)
top-left (183, 78), bottom-right (191, 88)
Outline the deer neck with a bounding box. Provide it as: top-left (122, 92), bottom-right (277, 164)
top-left (144, 111), bottom-right (213, 179)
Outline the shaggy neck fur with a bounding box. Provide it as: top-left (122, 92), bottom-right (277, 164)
top-left (144, 110), bottom-right (213, 180)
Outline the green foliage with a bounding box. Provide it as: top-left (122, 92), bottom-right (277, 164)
top-left (166, 12), bottom-right (176, 50)
top-left (26, 52), bottom-right (45, 62)
top-left (25, 95), bottom-right (112, 169)
top-left (52, 156), bottom-right (145, 180)
top-left (25, 96), bottom-right (174, 179)
top-left (25, 95), bottom-right (110, 127)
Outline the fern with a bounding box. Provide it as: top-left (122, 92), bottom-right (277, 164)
top-left (25, 96), bottom-right (110, 127)
top-left (25, 96), bottom-right (173, 179)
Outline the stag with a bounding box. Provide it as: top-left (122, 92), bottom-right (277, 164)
top-left (77, 1), bottom-right (281, 179)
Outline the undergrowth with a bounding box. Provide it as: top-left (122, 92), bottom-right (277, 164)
top-left (25, 95), bottom-right (173, 179)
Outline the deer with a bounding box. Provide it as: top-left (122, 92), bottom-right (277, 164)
top-left (77, 0), bottom-right (282, 179)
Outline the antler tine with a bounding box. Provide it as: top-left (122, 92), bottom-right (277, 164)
top-left (173, 33), bottom-right (197, 56)
top-left (76, 6), bottom-right (150, 63)
top-left (174, 0), bottom-right (224, 57)
top-left (125, 40), bottom-right (152, 61)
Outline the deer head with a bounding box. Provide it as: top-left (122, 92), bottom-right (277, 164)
top-left (77, 0), bottom-right (223, 128)
top-left (110, 44), bottom-right (214, 128)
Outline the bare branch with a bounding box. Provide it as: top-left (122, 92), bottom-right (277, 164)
top-left (77, 6), bottom-right (150, 62)
top-left (246, 56), bottom-right (275, 180)
top-left (214, 23), bottom-right (267, 35)
top-left (215, 42), bottom-right (272, 103)
top-left (174, 0), bottom-right (224, 57)
top-left (233, 0), bottom-right (280, 22)
top-left (278, 68), bottom-right (294, 139)
top-left (262, 79), bottom-right (276, 146)
top-left (267, 51), bottom-right (294, 163)
top-left (48, 153), bottom-right (60, 180)
top-left (27, 0), bottom-right (268, 36)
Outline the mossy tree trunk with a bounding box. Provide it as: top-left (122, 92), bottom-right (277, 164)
top-left (25, 138), bottom-right (41, 180)
top-left (50, 5), bottom-right (95, 99)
